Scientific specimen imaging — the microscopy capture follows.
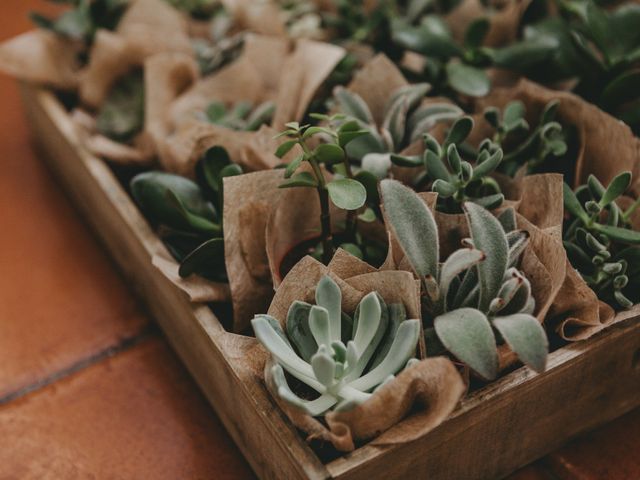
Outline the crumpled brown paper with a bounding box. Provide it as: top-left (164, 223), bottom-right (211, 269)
top-left (157, 36), bottom-right (345, 175)
top-left (260, 254), bottom-right (465, 452)
top-left (0, 29), bottom-right (81, 90)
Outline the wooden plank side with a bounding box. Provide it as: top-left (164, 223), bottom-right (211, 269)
top-left (327, 319), bottom-right (640, 480)
top-left (19, 85), bottom-right (329, 480)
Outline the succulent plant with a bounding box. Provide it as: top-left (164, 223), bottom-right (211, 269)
top-left (252, 275), bottom-right (421, 415)
top-left (204, 100), bottom-right (276, 132)
top-left (520, 0), bottom-right (640, 133)
top-left (391, 116), bottom-right (506, 213)
top-left (391, 15), bottom-right (557, 97)
top-left (31, 0), bottom-right (128, 46)
top-left (96, 69), bottom-right (144, 143)
top-left (380, 179), bottom-right (548, 379)
top-left (166, 0), bottom-right (221, 19)
top-left (483, 100), bottom-right (568, 177)
top-left (332, 84), bottom-right (463, 179)
top-left (275, 116), bottom-right (386, 265)
top-left (130, 146), bottom-right (242, 281)
top-left (563, 171), bottom-right (640, 308)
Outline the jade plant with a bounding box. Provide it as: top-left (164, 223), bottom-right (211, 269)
top-left (130, 146), bottom-right (242, 281)
top-left (332, 84), bottom-right (463, 179)
top-left (392, 116), bottom-right (506, 213)
top-left (31, 0), bottom-right (128, 46)
top-left (381, 179), bottom-right (548, 380)
top-left (483, 100), bottom-right (568, 177)
top-left (252, 275), bottom-right (421, 415)
top-left (204, 100), bottom-right (275, 132)
top-left (563, 172), bottom-right (640, 308)
top-left (275, 117), bottom-right (384, 265)
top-left (96, 69), bottom-right (144, 143)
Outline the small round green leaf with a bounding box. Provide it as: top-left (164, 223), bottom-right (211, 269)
top-left (445, 62), bottom-right (490, 97)
top-left (327, 179), bottom-right (367, 210)
top-left (315, 143), bottom-right (345, 165)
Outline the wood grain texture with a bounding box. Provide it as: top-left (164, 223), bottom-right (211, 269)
top-left (20, 84), bottom-right (640, 480)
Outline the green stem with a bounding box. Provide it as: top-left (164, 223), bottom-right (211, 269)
top-left (301, 138), bottom-right (333, 264)
top-left (342, 157), bottom-right (358, 241)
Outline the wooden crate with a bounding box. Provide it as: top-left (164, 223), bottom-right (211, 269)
top-left (20, 83), bottom-right (640, 480)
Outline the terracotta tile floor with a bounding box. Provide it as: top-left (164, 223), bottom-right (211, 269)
top-left (0, 1), bottom-right (638, 479)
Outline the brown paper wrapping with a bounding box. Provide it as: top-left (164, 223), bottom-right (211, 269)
top-left (158, 36), bottom-right (344, 175)
top-left (445, 0), bottom-right (532, 47)
top-left (223, 170), bottom-right (287, 332)
top-left (0, 30), bottom-right (81, 90)
top-left (261, 255), bottom-right (465, 451)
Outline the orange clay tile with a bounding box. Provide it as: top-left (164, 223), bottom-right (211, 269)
top-left (543, 408), bottom-right (640, 480)
top-left (0, 11), bottom-right (149, 397)
top-left (0, 337), bottom-right (256, 480)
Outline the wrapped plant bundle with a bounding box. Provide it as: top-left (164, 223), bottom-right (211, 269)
top-left (251, 253), bottom-right (465, 451)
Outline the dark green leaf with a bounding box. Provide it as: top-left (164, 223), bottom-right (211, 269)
top-left (445, 62), bottom-right (490, 97)
top-left (178, 238), bottom-right (225, 279)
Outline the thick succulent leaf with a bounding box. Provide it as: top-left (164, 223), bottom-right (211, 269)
top-left (311, 347), bottom-right (337, 387)
top-left (178, 237), bottom-right (225, 279)
top-left (498, 208), bottom-right (517, 233)
top-left (380, 179), bottom-right (439, 278)
top-left (471, 149), bottom-right (503, 180)
top-left (506, 230), bottom-right (530, 267)
top-left (165, 190), bottom-right (220, 234)
top-left (445, 62), bottom-right (490, 97)
top-left (349, 319), bottom-right (420, 392)
top-left (593, 223), bottom-right (640, 245)
top-left (131, 172), bottom-right (216, 230)
top-left (390, 153), bottom-right (423, 168)
top-left (492, 314), bottom-right (548, 373)
top-left (348, 293), bottom-right (383, 378)
top-left (252, 316), bottom-right (318, 387)
top-left (599, 172), bottom-right (631, 207)
top-left (444, 116), bottom-right (473, 147)
top-left (201, 146), bottom-right (232, 193)
top-left (451, 268), bottom-right (479, 310)
top-left (286, 301), bottom-right (317, 362)
top-left (327, 179), bottom-right (367, 210)
top-left (315, 275), bottom-right (342, 343)
top-left (383, 97), bottom-right (409, 150)
top-left (270, 364), bottom-right (337, 416)
top-left (369, 303), bottom-right (405, 369)
top-left (434, 308), bottom-right (498, 379)
top-left (439, 248), bottom-right (485, 309)
top-left (464, 202), bottom-right (509, 312)
top-left (309, 306), bottom-right (332, 348)
top-left (563, 183), bottom-right (589, 222)
top-left (334, 86), bottom-right (374, 124)
top-left (424, 150), bottom-right (452, 182)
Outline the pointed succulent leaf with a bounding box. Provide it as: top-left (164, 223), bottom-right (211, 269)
top-left (334, 86), bottom-right (374, 124)
top-left (271, 364), bottom-right (337, 415)
top-left (349, 293), bottom-right (389, 379)
top-left (439, 248), bottom-right (485, 308)
top-left (383, 97), bottom-right (409, 150)
top-left (506, 230), bottom-right (530, 267)
top-left (286, 301), bottom-right (316, 362)
top-left (563, 183), bottom-right (589, 222)
top-left (386, 83), bottom-right (431, 113)
top-left (311, 348), bottom-right (337, 387)
top-left (464, 202), bottom-right (509, 311)
top-left (432, 179), bottom-right (457, 197)
top-left (471, 193), bottom-right (505, 210)
top-left (275, 139), bottom-right (298, 158)
top-left (252, 315), bottom-right (317, 384)
top-left (489, 275), bottom-right (522, 314)
top-left (351, 292), bottom-right (382, 359)
top-left (370, 303), bottom-right (405, 369)
top-left (284, 153), bottom-right (304, 179)
top-left (178, 237), bottom-right (225, 279)
top-left (165, 191), bottom-right (220, 234)
top-left (498, 207), bottom-right (517, 232)
top-left (349, 320), bottom-right (420, 391)
top-left (390, 154), bottom-right (423, 167)
top-left (599, 171), bottom-right (631, 208)
top-left (471, 149), bottom-right (503, 180)
top-left (380, 179), bottom-right (439, 278)
top-left (309, 306), bottom-right (332, 348)
top-left (593, 224), bottom-right (640, 245)
top-left (434, 308), bottom-right (498, 379)
top-left (444, 116), bottom-right (474, 147)
top-left (492, 314), bottom-right (548, 373)
top-left (315, 275), bottom-right (342, 343)
top-left (424, 150), bottom-right (452, 182)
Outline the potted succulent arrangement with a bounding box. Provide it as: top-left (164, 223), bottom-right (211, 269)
top-left (2, 0), bottom-right (639, 478)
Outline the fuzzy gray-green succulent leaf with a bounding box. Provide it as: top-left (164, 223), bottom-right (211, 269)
top-left (492, 314), bottom-right (548, 373)
top-left (380, 179), bottom-right (439, 279)
top-left (464, 202), bottom-right (509, 312)
top-left (434, 308), bottom-right (499, 380)
top-left (333, 86), bottom-right (374, 125)
top-left (439, 247), bottom-right (485, 309)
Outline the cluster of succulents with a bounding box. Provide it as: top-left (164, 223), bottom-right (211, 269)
top-left (563, 172), bottom-right (640, 309)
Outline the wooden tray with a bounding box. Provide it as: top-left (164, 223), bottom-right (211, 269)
top-left (20, 83), bottom-right (640, 480)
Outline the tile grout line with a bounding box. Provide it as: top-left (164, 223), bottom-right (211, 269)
top-left (0, 325), bottom-right (158, 406)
